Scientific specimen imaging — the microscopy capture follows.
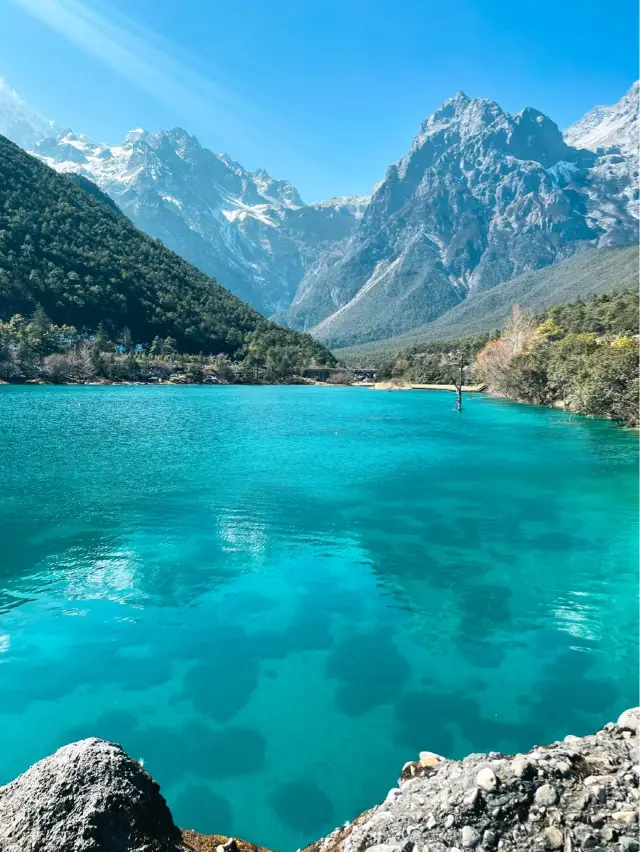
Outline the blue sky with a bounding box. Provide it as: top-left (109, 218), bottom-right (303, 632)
top-left (1, 0), bottom-right (637, 201)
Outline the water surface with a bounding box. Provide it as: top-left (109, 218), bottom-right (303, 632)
top-left (0, 386), bottom-right (637, 850)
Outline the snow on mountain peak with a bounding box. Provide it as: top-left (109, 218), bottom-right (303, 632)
top-left (564, 81), bottom-right (639, 157)
top-left (0, 77), bottom-right (60, 150)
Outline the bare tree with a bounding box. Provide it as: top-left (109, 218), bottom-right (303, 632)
top-left (476, 304), bottom-right (535, 394)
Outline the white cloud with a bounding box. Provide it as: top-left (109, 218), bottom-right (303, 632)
top-left (9, 0), bottom-right (257, 134)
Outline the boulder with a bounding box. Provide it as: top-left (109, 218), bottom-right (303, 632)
top-left (0, 738), bottom-right (183, 852)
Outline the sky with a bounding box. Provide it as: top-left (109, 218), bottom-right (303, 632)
top-left (0, 0), bottom-right (638, 202)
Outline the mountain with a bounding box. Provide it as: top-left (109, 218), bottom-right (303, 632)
top-left (336, 244), bottom-right (639, 361)
top-left (1, 80), bottom-right (636, 346)
top-left (12, 120), bottom-right (366, 315)
top-left (0, 79), bottom-right (60, 149)
top-left (0, 133), bottom-right (334, 367)
top-left (282, 88), bottom-right (638, 347)
top-left (564, 82), bottom-right (639, 156)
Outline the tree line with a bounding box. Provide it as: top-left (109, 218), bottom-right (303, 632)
top-left (376, 289), bottom-right (639, 426)
top-left (0, 133), bottom-right (334, 382)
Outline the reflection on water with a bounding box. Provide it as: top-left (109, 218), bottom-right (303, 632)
top-left (0, 386), bottom-right (637, 851)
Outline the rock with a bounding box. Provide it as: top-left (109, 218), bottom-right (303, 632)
top-left (543, 827), bottom-right (564, 850)
top-left (612, 811), bottom-right (638, 824)
top-left (618, 838), bottom-right (640, 852)
top-left (534, 784), bottom-right (558, 807)
top-left (461, 826), bottom-right (480, 848)
top-left (476, 768), bottom-right (498, 792)
top-left (445, 814), bottom-right (455, 829)
top-left (362, 845), bottom-right (403, 852)
top-left (617, 708), bottom-right (640, 731)
top-left (0, 738), bottom-right (182, 852)
top-left (511, 759), bottom-right (532, 779)
top-left (601, 826), bottom-right (618, 842)
top-left (420, 752), bottom-right (445, 768)
top-left (482, 830), bottom-right (497, 848)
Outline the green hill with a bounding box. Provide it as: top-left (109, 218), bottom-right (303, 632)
top-left (336, 245), bottom-right (639, 364)
top-left (0, 134), bottom-right (333, 367)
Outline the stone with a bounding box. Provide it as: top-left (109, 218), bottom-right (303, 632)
top-left (426, 815), bottom-right (437, 830)
top-left (544, 826), bottom-right (564, 849)
top-left (0, 738), bottom-right (182, 852)
top-left (445, 814), bottom-right (455, 829)
top-left (535, 784), bottom-right (558, 807)
top-left (612, 811), bottom-right (638, 824)
top-left (618, 839), bottom-right (640, 852)
top-left (554, 762), bottom-right (571, 777)
top-left (476, 768), bottom-right (498, 792)
top-left (363, 845), bottom-right (403, 852)
top-left (420, 752), bottom-right (445, 768)
top-left (463, 788), bottom-right (480, 808)
top-left (512, 758), bottom-right (533, 779)
top-left (601, 826), bottom-right (618, 842)
top-left (482, 829), bottom-right (497, 847)
top-left (461, 826), bottom-right (480, 848)
top-left (617, 708), bottom-right (640, 731)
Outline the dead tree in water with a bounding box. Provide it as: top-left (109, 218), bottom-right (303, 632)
top-left (453, 349), bottom-right (465, 412)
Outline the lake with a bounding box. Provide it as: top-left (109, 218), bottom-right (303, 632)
top-left (0, 385), bottom-right (637, 851)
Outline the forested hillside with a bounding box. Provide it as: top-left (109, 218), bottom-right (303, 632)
top-left (336, 246), bottom-right (639, 363)
top-left (369, 290), bottom-right (639, 425)
top-left (0, 134), bottom-right (334, 382)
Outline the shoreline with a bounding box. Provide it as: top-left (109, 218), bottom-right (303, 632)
top-left (1, 709), bottom-right (638, 852)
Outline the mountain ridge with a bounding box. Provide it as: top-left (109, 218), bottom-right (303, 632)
top-left (281, 82), bottom-right (638, 347)
top-left (0, 132), bottom-right (334, 370)
top-left (0, 78), bottom-right (636, 344)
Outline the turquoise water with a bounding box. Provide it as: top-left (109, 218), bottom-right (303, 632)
top-left (0, 385), bottom-right (637, 850)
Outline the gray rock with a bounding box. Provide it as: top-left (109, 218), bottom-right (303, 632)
top-left (534, 784), bottom-right (558, 807)
top-left (543, 826), bottom-right (563, 849)
top-left (461, 826), bottom-right (480, 848)
top-left (0, 738), bottom-right (182, 852)
top-left (363, 845), bottom-right (404, 852)
top-left (476, 768), bottom-right (498, 792)
top-left (618, 708), bottom-right (640, 732)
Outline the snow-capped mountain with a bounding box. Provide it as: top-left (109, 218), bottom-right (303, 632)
top-left (0, 79), bottom-right (59, 149)
top-left (281, 87), bottom-right (638, 346)
top-left (0, 85), bottom-right (367, 314)
top-left (564, 81), bottom-right (638, 157)
top-left (0, 79), bottom-right (636, 342)
top-left (30, 127), bottom-right (368, 313)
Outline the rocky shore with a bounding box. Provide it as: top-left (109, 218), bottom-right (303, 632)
top-left (0, 711), bottom-right (637, 852)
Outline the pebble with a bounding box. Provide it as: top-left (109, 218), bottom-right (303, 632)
top-left (482, 829), bottom-right (497, 847)
top-left (543, 826), bottom-right (563, 849)
top-left (512, 758), bottom-right (530, 778)
top-left (461, 826), bottom-right (480, 848)
top-left (463, 788), bottom-right (479, 808)
top-left (476, 767), bottom-right (498, 792)
top-left (534, 784), bottom-right (558, 807)
top-left (618, 838), bottom-right (640, 852)
top-left (420, 751), bottom-right (444, 768)
top-left (445, 814), bottom-right (455, 829)
top-left (426, 815), bottom-right (436, 830)
top-left (554, 761), bottom-right (571, 777)
top-left (612, 811), bottom-right (638, 824)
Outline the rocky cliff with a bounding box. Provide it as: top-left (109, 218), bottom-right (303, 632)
top-left (283, 84), bottom-right (638, 347)
top-left (1, 710), bottom-right (638, 852)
